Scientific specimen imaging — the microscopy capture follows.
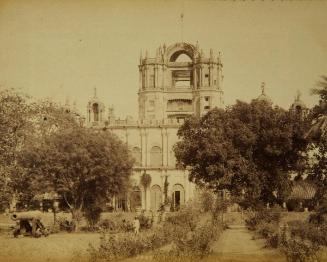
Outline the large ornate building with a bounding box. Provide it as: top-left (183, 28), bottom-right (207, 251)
top-left (86, 42), bottom-right (224, 212)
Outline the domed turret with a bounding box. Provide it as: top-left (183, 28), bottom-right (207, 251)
top-left (256, 82), bottom-right (272, 104)
top-left (290, 90), bottom-right (308, 119)
top-left (86, 88), bottom-right (105, 126)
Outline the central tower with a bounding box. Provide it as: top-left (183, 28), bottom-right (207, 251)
top-left (138, 42), bottom-right (224, 123)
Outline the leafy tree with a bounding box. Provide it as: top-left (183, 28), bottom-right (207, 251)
top-left (174, 100), bottom-right (309, 206)
top-left (11, 99), bottom-right (80, 210)
top-left (307, 76), bottom-right (327, 201)
top-left (311, 75), bottom-right (327, 117)
top-left (19, 126), bottom-right (134, 228)
top-left (0, 88), bottom-right (31, 211)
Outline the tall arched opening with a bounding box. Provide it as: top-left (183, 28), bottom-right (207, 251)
top-left (172, 184), bottom-right (185, 211)
top-left (150, 185), bottom-right (162, 211)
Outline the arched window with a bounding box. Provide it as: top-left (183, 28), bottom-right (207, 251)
top-left (150, 185), bottom-right (162, 211)
top-left (92, 103), bottom-right (99, 121)
top-left (132, 147), bottom-right (141, 166)
top-left (150, 146), bottom-right (162, 166)
top-left (175, 53), bottom-right (192, 62)
top-left (130, 186), bottom-right (142, 211)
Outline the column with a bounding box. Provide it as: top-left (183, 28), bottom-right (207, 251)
top-left (199, 65), bottom-right (203, 87)
top-left (145, 129), bottom-right (149, 167)
top-left (201, 65), bottom-right (205, 87)
top-left (161, 128), bottom-right (167, 167)
top-left (166, 131), bottom-right (169, 167)
top-left (209, 64), bottom-right (213, 86)
top-left (217, 64), bottom-right (221, 89)
top-left (140, 129), bottom-right (146, 167)
top-left (184, 171), bottom-right (189, 202)
top-left (139, 67), bottom-right (142, 90)
top-left (146, 185), bottom-right (151, 211)
top-left (193, 67), bottom-right (197, 89)
top-left (155, 65), bottom-right (158, 88)
top-left (145, 65), bottom-right (148, 89)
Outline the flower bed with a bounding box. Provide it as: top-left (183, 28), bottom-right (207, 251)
top-left (88, 204), bottom-right (223, 262)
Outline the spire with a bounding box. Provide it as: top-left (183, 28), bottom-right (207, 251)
top-left (210, 49), bottom-right (213, 60)
top-left (256, 82), bottom-right (272, 104)
top-left (72, 101), bottom-right (77, 111)
top-left (65, 96), bottom-right (70, 106)
top-left (94, 87), bottom-right (97, 98)
top-left (217, 51), bottom-right (222, 65)
top-left (296, 89), bottom-right (301, 101)
top-left (180, 0), bottom-right (185, 43)
top-left (139, 50), bottom-right (143, 64)
top-left (261, 82), bottom-right (266, 95)
top-left (180, 12), bottom-right (184, 42)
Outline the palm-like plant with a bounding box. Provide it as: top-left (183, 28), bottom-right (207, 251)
top-left (140, 172), bottom-right (151, 210)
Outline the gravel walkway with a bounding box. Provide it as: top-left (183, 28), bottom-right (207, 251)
top-left (209, 224), bottom-right (285, 262)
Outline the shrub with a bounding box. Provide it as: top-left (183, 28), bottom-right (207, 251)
top-left (154, 220), bottom-right (222, 261)
top-left (288, 220), bottom-right (327, 246)
top-left (280, 229), bottom-right (321, 262)
top-left (98, 218), bottom-right (133, 233)
top-left (245, 205), bottom-right (282, 231)
top-left (88, 226), bottom-right (171, 261)
top-left (137, 213), bottom-right (153, 229)
top-left (255, 222), bottom-right (280, 248)
top-left (166, 206), bottom-right (199, 231)
top-left (84, 205), bottom-right (102, 227)
top-left (56, 217), bottom-right (76, 232)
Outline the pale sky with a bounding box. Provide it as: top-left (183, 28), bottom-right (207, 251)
top-left (0, 0), bottom-right (326, 118)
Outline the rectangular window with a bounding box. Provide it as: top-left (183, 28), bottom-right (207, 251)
top-left (205, 96), bottom-right (210, 102)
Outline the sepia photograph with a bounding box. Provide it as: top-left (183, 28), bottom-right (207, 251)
top-left (0, 0), bottom-right (327, 261)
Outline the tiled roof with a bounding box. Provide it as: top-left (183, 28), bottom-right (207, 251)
top-left (289, 181), bottom-right (316, 200)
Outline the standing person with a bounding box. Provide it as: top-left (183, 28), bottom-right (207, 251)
top-left (133, 216), bottom-right (140, 235)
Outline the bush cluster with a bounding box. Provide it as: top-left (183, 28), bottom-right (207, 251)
top-left (165, 206), bottom-right (199, 231)
top-left (137, 213), bottom-right (153, 229)
top-left (88, 224), bottom-right (174, 261)
top-left (98, 218), bottom-right (133, 233)
top-left (154, 220), bottom-right (222, 262)
top-left (279, 226), bottom-right (321, 262)
top-left (88, 203), bottom-right (223, 262)
top-left (245, 206), bottom-right (282, 248)
top-left (246, 207), bottom-right (326, 261)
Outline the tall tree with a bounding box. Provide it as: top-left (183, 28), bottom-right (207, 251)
top-left (307, 76), bottom-right (327, 200)
top-left (19, 127), bottom-right (134, 227)
top-left (0, 88), bottom-right (31, 211)
top-left (6, 98), bottom-right (80, 210)
top-left (174, 100), bottom-right (309, 206)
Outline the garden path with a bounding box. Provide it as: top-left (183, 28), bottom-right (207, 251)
top-left (210, 223), bottom-right (286, 262)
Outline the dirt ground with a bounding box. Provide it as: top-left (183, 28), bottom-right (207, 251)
top-left (0, 232), bottom-right (99, 262)
top-left (0, 211), bottom-right (136, 262)
top-left (0, 211), bottom-right (321, 262)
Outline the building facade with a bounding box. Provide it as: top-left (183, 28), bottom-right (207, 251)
top-left (86, 42), bottom-right (224, 212)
